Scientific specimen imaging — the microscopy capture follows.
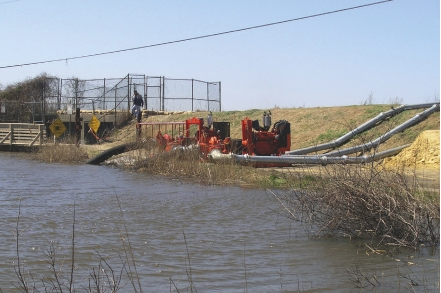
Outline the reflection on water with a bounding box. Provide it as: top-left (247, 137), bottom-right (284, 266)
top-left (0, 152), bottom-right (439, 292)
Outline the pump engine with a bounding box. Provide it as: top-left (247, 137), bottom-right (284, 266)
top-left (241, 111), bottom-right (290, 156)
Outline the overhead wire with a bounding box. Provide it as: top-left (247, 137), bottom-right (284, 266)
top-left (0, 0), bottom-right (393, 69)
top-left (0, 0), bottom-right (22, 4)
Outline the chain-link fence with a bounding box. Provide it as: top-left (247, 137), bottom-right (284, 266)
top-left (0, 74), bottom-right (221, 123)
top-left (130, 75), bottom-right (221, 112)
top-left (58, 76), bottom-right (131, 113)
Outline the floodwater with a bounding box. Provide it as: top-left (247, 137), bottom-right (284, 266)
top-left (0, 152), bottom-right (439, 292)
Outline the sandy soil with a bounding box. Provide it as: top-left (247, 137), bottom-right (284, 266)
top-left (381, 130), bottom-right (440, 191)
top-left (383, 130), bottom-right (439, 170)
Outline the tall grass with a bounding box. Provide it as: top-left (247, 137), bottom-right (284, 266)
top-left (131, 144), bottom-right (265, 187)
top-left (34, 144), bottom-right (89, 163)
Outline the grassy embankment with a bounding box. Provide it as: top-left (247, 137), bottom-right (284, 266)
top-left (143, 104), bottom-right (439, 152)
top-left (35, 104), bottom-right (440, 189)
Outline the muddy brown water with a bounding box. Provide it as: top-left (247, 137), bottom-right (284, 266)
top-left (0, 153), bottom-right (439, 292)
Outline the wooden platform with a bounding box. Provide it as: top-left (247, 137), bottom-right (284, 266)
top-left (0, 123), bottom-right (45, 147)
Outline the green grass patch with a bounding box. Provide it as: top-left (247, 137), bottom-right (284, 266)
top-left (266, 174), bottom-right (288, 187)
top-left (363, 105), bottom-right (387, 117)
top-left (315, 129), bottom-right (347, 143)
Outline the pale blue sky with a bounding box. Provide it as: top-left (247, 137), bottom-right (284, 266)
top-left (0, 0), bottom-right (439, 110)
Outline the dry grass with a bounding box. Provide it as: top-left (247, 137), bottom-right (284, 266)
top-left (34, 144), bottom-right (89, 163)
top-left (127, 145), bottom-right (267, 187)
top-left (268, 163), bottom-right (440, 251)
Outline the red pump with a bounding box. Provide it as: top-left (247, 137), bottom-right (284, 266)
top-left (156, 112), bottom-right (231, 159)
top-left (155, 111), bottom-right (290, 165)
top-left (241, 112), bottom-right (290, 156)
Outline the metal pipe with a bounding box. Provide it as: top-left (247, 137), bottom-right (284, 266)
top-left (323, 104), bottom-right (439, 157)
top-left (403, 103), bottom-right (439, 110)
top-left (333, 105), bottom-right (406, 145)
top-left (286, 103), bottom-right (439, 155)
top-left (209, 144), bottom-right (410, 166)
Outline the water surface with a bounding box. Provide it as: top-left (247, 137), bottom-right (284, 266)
top-left (0, 152), bottom-right (438, 292)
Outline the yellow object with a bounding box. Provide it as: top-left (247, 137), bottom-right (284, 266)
top-left (49, 118), bottom-right (67, 138)
top-left (89, 115), bottom-right (101, 134)
top-left (383, 130), bottom-right (440, 170)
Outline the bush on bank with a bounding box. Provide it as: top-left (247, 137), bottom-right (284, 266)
top-left (269, 163), bottom-right (440, 251)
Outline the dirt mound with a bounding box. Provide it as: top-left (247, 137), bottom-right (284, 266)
top-left (383, 130), bottom-right (440, 170)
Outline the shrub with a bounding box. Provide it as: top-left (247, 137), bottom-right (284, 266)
top-left (269, 164), bottom-right (440, 251)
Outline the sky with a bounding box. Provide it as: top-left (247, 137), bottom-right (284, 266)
top-left (0, 0), bottom-right (439, 111)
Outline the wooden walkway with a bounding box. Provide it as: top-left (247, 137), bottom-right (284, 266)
top-left (0, 123), bottom-right (45, 147)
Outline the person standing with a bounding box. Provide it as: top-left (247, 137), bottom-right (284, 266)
top-left (131, 90), bottom-right (144, 119)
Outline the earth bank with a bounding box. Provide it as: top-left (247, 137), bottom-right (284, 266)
top-left (85, 105), bottom-right (440, 170)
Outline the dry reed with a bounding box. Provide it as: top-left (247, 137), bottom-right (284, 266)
top-left (268, 163), bottom-right (440, 251)
top-left (33, 135), bottom-right (89, 163)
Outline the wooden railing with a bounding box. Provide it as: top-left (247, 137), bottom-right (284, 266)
top-left (0, 123), bottom-right (45, 147)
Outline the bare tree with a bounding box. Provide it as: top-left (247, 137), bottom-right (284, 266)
top-left (63, 77), bottom-right (86, 110)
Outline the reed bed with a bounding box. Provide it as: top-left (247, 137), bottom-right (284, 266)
top-left (33, 144), bottom-right (89, 163)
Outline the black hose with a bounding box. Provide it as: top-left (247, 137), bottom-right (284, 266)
top-left (85, 142), bottom-right (140, 165)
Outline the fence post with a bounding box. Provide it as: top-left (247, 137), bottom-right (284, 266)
top-left (39, 124), bottom-right (44, 145)
top-left (143, 75), bottom-right (147, 110)
top-left (128, 74), bottom-right (131, 113)
top-left (103, 78), bottom-right (106, 110)
top-left (207, 82), bottom-right (210, 112)
top-left (114, 82), bottom-right (117, 126)
top-left (161, 76), bottom-right (165, 112)
top-left (42, 79), bottom-right (45, 125)
top-left (59, 78), bottom-right (62, 110)
top-left (192, 79), bottom-right (194, 112)
top-left (158, 77), bottom-right (161, 111)
top-left (9, 123), bottom-right (12, 148)
top-left (75, 108), bottom-right (82, 146)
top-left (219, 81), bottom-right (222, 111)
